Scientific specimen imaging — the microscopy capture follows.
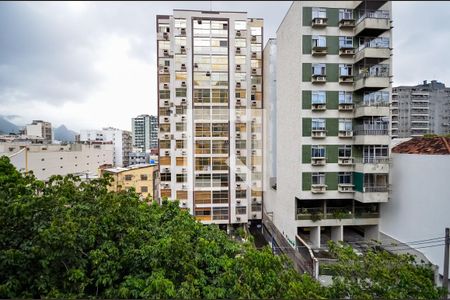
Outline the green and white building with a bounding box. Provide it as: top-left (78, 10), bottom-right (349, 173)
top-left (267, 0), bottom-right (393, 248)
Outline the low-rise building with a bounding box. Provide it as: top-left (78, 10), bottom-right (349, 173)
top-left (380, 136), bottom-right (450, 278)
top-left (0, 142), bottom-right (114, 180)
top-left (100, 164), bottom-right (157, 200)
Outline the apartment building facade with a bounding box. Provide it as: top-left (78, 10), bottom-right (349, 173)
top-left (157, 10), bottom-right (263, 226)
top-left (132, 114), bottom-right (158, 152)
top-left (0, 142), bottom-right (114, 181)
top-left (392, 80), bottom-right (450, 137)
top-left (79, 127), bottom-right (132, 167)
top-left (271, 1), bottom-right (392, 248)
top-left (25, 120), bottom-right (53, 143)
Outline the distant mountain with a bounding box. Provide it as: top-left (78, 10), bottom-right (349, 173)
top-left (54, 125), bottom-right (78, 142)
top-left (0, 116), bottom-right (20, 134)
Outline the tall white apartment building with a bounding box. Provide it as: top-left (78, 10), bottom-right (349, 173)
top-left (79, 127), bottom-right (132, 167)
top-left (392, 80), bottom-right (450, 137)
top-left (132, 115), bottom-right (158, 152)
top-left (157, 10), bottom-right (263, 227)
top-left (25, 120), bottom-right (53, 143)
top-left (267, 1), bottom-right (392, 248)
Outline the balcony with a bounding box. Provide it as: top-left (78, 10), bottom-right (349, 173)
top-left (311, 129), bottom-right (326, 138)
top-left (354, 186), bottom-right (389, 203)
top-left (355, 47), bottom-right (390, 64)
top-left (311, 103), bottom-right (326, 111)
top-left (355, 10), bottom-right (391, 36)
top-left (311, 157), bottom-right (326, 166)
top-left (311, 184), bottom-right (327, 194)
top-left (354, 103), bottom-right (390, 118)
top-left (338, 103), bottom-right (354, 112)
top-left (354, 157), bottom-right (390, 173)
top-left (339, 47), bottom-right (355, 57)
top-left (312, 74), bottom-right (326, 84)
top-left (312, 46), bottom-right (328, 56)
top-left (354, 72), bottom-right (390, 91)
top-left (354, 125), bottom-right (390, 145)
top-left (338, 184), bottom-right (354, 193)
top-left (338, 157), bottom-right (354, 166)
top-left (311, 17), bottom-right (327, 28)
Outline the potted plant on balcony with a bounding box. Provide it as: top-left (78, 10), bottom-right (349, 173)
top-left (332, 209), bottom-right (351, 221)
top-left (310, 210), bottom-right (323, 222)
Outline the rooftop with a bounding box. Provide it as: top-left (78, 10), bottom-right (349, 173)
top-left (392, 136), bottom-right (450, 155)
top-left (103, 163), bottom-right (156, 174)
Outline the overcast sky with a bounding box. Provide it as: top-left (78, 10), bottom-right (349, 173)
top-left (1, 1), bottom-right (449, 132)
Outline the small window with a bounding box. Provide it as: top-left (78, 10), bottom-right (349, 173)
top-left (125, 175), bottom-right (133, 181)
top-left (141, 174), bottom-right (148, 181)
top-left (220, 40), bottom-right (228, 47)
top-left (312, 91), bottom-right (326, 104)
top-left (312, 7), bottom-right (327, 19)
top-left (140, 186), bottom-right (148, 193)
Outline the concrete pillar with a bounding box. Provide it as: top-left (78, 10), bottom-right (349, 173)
top-left (331, 225), bottom-right (343, 243)
top-left (365, 225), bottom-right (379, 241)
top-left (310, 226), bottom-right (321, 248)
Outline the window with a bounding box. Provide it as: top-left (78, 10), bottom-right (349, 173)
top-left (338, 145), bottom-right (352, 158)
top-left (311, 145), bottom-right (325, 158)
top-left (176, 174), bottom-right (187, 183)
top-left (339, 91), bottom-right (353, 104)
top-left (339, 119), bottom-right (353, 132)
top-left (212, 174), bottom-right (228, 187)
top-left (339, 9), bottom-right (353, 20)
top-left (125, 175), bottom-right (133, 181)
top-left (312, 172), bottom-right (325, 185)
top-left (312, 35), bottom-right (326, 48)
top-left (213, 191), bottom-right (228, 204)
top-left (312, 64), bottom-right (326, 76)
top-left (140, 186), bottom-right (148, 193)
top-left (236, 173), bottom-right (246, 182)
top-left (363, 91), bottom-right (389, 105)
top-left (236, 190), bottom-right (246, 198)
top-left (312, 7), bottom-right (326, 19)
top-left (312, 91), bottom-right (326, 104)
top-left (363, 145), bottom-right (389, 162)
top-left (212, 157), bottom-right (228, 170)
top-left (195, 191), bottom-right (211, 204)
top-left (176, 88), bottom-right (186, 97)
top-left (195, 140), bottom-right (210, 154)
top-left (312, 118), bottom-right (326, 131)
top-left (176, 122), bottom-right (186, 132)
top-left (236, 206), bottom-right (247, 215)
top-left (212, 140), bottom-right (228, 154)
top-left (176, 106), bottom-right (187, 115)
top-left (140, 174), bottom-right (148, 181)
top-left (155, 171), bottom-right (171, 183)
top-left (338, 172), bottom-right (352, 184)
top-left (213, 208), bottom-right (228, 220)
top-left (212, 123), bottom-right (228, 137)
top-left (251, 203), bottom-right (262, 212)
top-left (339, 64), bottom-right (353, 76)
top-left (339, 36), bottom-right (353, 48)
top-left (195, 174), bottom-right (211, 187)
top-left (236, 140), bottom-right (246, 149)
top-left (195, 157), bottom-right (211, 171)
top-left (176, 140), bottom-right (186, 149)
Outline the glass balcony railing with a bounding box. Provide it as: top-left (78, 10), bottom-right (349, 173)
top-left (356, 9), bottom-right (390, 23)
top-left (363, 186), bottom-right (388, 193)
top-left (354, 124), bottom-right (389, 135)
top-left (357, 37), bottom-right (390, 52)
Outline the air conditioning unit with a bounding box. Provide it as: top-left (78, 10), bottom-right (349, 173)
top-left (182, 133), bottom-right (187, 138)
top-left (237, 200), bottom-right (241, 204)
top-left (182, 201), bottom-right (187, 206)
top-left (252, 68), bottom-right (257, 74)
top-left (236, 216), bottom-right (241, 221)
top-left (163, 83), bottom-right (169, 89)
top-left (170, 134), bottom-right (174, 139)
top-left (182, 168), bottom-right (187, 172)
top-left (236, 133), bottom-right (241, 139)
top-left (164, 101), bottom-right (169, 106)
top-left (236, 150), bottom-right (241, 155)
top-left (236, 30), bottom-right (241, 37)
top-left (236, 47), bottom-right (241, 54)
top-left (237, 184), bottom-right (241, 189)
top-left (181, 28), bottom-right (186, 35)
top-left (164, 134), bottom-right (170, 139)
top-left (252, 150), bottom-right (256, 155)
top-left (182, 151), bottom-right (187, 155)
top-left (163, 49), bottom-right (169, 56)
top-left (251, 52), bottom-right (257, 59)
top-left (344, 49), bottom-right (354, 54)
top-left (252, 101), bottom-right (257, 106)
top-left (236, 82), bottom-right (241, 88)
top-left (181, 98), bottom-right (187, 105)
top-left (181, 64), bottom-right (186, 70)
top-left (236, 65), bottom-right (241, 71)
top-left (181, 116), bottom-right (186, 121)
top-left (252, 85), bottom-right (257, 90)
top-left (252, 197), bottom-right (257, 202)
top-left (163, 32), bottom-right (168, 39)
top-left (236, 100), bottom-right (242, 105)
top-left (164, 117), bottom-right (169, 122)
top-left (165, 151), bottom-right (170, 156)
top-left (164, 167), bottom-right (170, 172)
top-left (253, 214), bottom-right (257, 218)
top-left (182, 184), bottom-right (187, 189)
top-left (181, 81), bottom-right (186, 87)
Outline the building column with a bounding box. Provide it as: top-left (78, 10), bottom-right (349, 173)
top-left (365, 225), bottom-right (379, 241)
top-left (310, 226), bottom-right (321, 248)
top-left (331, 225), bottom-right (343, 243)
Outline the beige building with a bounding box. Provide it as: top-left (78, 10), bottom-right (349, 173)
top-left (100, 164), bottom-right (157, 200)
top-left (25, 120), bottom-right (53, 143)
top-left (157, 10), bottom-right (263, 227)
top-left (0, 142), bottom-right (114, 180)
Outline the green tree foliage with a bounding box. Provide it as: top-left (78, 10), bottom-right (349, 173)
top-left (326, 241), bottom-right (444, 299)
top-left (0, 156), bottom-right (325, 299)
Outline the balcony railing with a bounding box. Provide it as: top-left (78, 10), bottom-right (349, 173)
top-left (356, 70), bottom-right (389, 80)
top-left (354, 157), bottom-right (390, 164)
top-left (357, 37), bottom-right (390, 52)
top-left (356, 9), bottom-right (390, 23)
top-left (363, 186), bottom-right (388, 193)
top-left (354, 125), bottom-right (389, 136)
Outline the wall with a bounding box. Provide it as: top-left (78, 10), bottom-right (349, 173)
top-left (380, 153), bottom-right (450, 276)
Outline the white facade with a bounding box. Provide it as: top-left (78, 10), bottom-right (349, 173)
top-left (380, 152), bottom-right (450, 276)
top-left (26, 120), bottom-right (53, 143)
top-left (157, 10), bottom-right (263, 225)
top-left (0, 142), bottom-right (114, 181)
top-left (79, 127), bottom-right (131, 167)
top-left (269, 1), bottom-right (392, 247)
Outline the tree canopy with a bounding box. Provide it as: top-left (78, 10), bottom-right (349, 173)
top-left (0, 156), bottom-right (443, 299)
